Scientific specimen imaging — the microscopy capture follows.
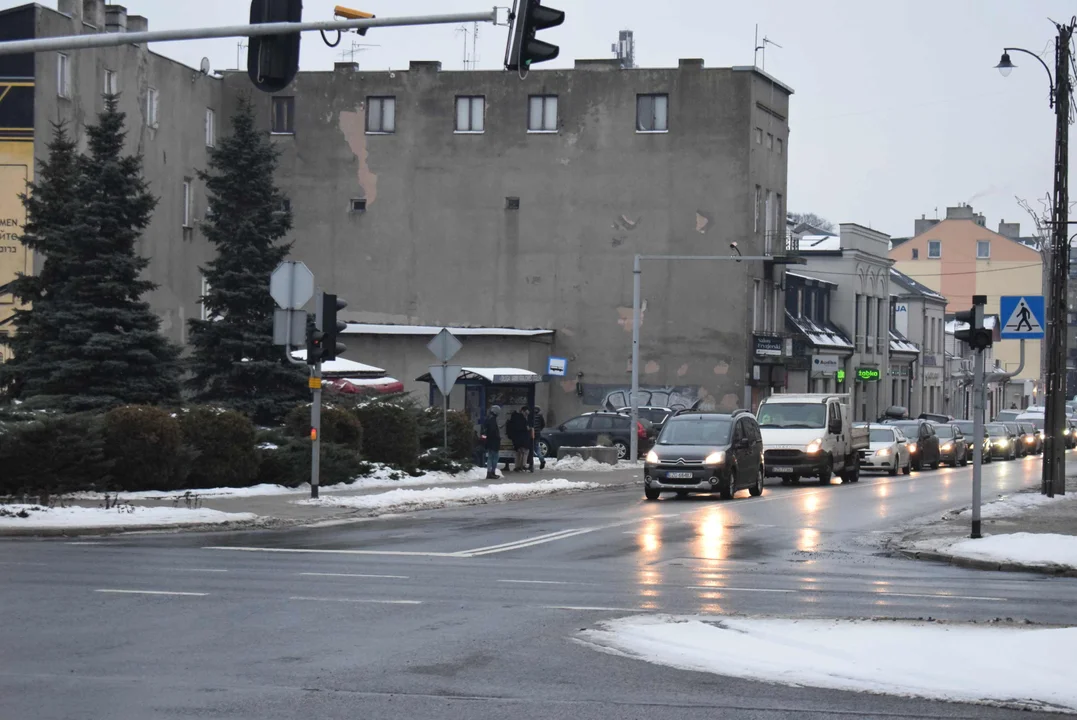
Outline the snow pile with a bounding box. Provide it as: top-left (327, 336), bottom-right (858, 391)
top-left (977, 491), bottom-right (1077, 519)
top-left (299, 478), bottom-right (598, 514)
top-left (582, 616), bottom-right (1077, 712)
top-left (550, 456), bottom-right (625, 472)
top-left (947, 532), bottom-right (1077, 570)
top-left (0, 504), bottom-right (257, 529)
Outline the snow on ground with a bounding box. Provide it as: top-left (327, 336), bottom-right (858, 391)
top-left (950, 490), bottom-right (1077, 519)
top-left (0, 504), bottom-right (257, 529)
top-left (299, 478), bottom-right (598, 514)
top-left (550, 456), bottom-right (627, 472)
top-left (946, 532), bottom-right (1077, 570)
top-left (581, 616), bottom-right (1077, 713)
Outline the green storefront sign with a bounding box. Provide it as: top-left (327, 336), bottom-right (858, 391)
top-left (857, 367), bottom-right (881, 382)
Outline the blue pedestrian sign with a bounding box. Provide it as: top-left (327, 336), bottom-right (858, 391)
top-left (999, 295), bottom-right (1045, 339)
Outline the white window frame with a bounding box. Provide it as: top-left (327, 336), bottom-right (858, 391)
top-left (754, 127), bottom-right (763, 144)
top-left (104, 68), bottom-right (117, 96)
top-left (636, 93), bottom-right (669, 133)
top-left (766, 133), bottom-right (774, 149)
top-left (182, 180), bottom-right (191, 228)
top-left (927, 240), bottom-right (941, 259)
top-left (977, 240), bottom-right (991, 259)
top-left (205, 108), bottom-right (216, 147)
top-left (754, 185), bottom-right (762, 234)
top-left (753, 279), bottom-right (761, 331)
top-left (528, 95), bottom-right (558, 133)
top-left (365, 96), bottom-right (396, 134)
top-left (764, 189), bottom-right (774, 239)
top-left (57, 53), bottom-right (70, 98)
top-left (146, 87), bottom-right (159, 128)
top-left (455, 95), bottom-right (485, 133)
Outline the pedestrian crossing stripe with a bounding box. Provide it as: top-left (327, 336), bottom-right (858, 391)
top-left (1002, 297), bottom-right (1042, 335)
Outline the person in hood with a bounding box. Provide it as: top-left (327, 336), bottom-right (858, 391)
top-left (482, 406), bottom-right (502, 480)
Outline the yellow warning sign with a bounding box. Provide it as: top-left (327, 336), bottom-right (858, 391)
top-left (308, 377), bottom-right (322, 390)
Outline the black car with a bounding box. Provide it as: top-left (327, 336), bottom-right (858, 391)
top-left (882, 419), bottom-right (941, 471)
top-left (615, 406), bottom-right (675, 433)
top-left (539, 411), bottom-right (649, 460)
top-left (986, 422), bottom-right (1018, 460)
top-left (1003, 422), bottom-right (1031, 457)
top-left (643, 411), bottom-right (764, 501)
top-left (932, 423), bottom-right (968, 467)
top-left (952, 420), bottom-right (991, 463)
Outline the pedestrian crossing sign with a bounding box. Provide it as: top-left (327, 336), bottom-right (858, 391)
top-left (999, 295), bottom-right (1045, 339)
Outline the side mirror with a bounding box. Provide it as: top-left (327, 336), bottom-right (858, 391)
top-left (558, 425), bottom-right (566, 432)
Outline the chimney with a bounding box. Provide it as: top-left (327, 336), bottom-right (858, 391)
top-left (998, 219), bottom-right (1021, 239)
top-left (914, 216), bottom-right (940, 237)
top-left (127, 14), bottom-right (148, 33)
top-left (57, 0), bottom-right (78, 17)
top-left (83, 0), bottom-right (105, 28)
top-left (104, 5), bottom-right (127, 33)
top-left (334, 62), bottom-right (358, 73)
top-left (408, 60), bottom-right (441, 72)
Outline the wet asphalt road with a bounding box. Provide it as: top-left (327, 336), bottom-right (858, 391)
top-left (2, 454), bottom-right (1076, 719)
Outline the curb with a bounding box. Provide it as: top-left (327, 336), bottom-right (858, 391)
top-left (899, 546), bottom-right (1077, 577)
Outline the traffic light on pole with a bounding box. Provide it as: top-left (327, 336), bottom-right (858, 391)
top-left (506, 0), bottom-right (565, 71)
top-left (954, 295), bottom-right (993, 351)
top-left (320, 292), bottom-right (348, 362)
top-left (248, 0), bottom-right (303, 93)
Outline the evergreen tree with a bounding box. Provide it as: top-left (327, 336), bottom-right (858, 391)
top-left (0, 124), bottom-right (81, 400)
top-left (8, 96), bottom-right (182, 411)
top-left (186, 95), bottom-right (305, 424)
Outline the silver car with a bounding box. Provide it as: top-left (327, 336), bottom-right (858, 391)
top-left (857, 424), bottom-right (911, 475)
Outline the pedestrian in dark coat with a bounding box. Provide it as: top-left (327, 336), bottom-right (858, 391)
top-left (482, 406), bottom-right (502, 479)
top-left (528, 406), bottom-right (547, 470)
top-left (506, 408), bottom-right (530, 471)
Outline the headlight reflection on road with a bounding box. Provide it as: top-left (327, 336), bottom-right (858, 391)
top-left (797, 527), bottom-right (819, 552)
top-left (638, 517), bottom-right (661, 554)
top-left (802, 494), bottom-right (821, 514)
top-left (696, 508), bottom-right (727, 561)
top-left (636, 565), bottom-right (663, 611)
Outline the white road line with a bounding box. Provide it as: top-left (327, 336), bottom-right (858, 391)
top-left (95, 589), bottom-right (208, 597)
top-left (203, 546), bottom-right (464, 557)
top-left (288, 596), bottom-right (422, 605)
top-left (466, 528), bottom-right (597, 556)
top-left (460, 528), bottom-right (594, 554)
top-left (176, 568), bottom-right (229, 573)
top-left (878, 592), bottom-right (1007, 602)
top-left (543, 605), bottom-right (647, 612)
top-left (498, 579), bottom-right (575, 586)
top-left (300, 572), bottom-right (409, 579)
top-left (66, 541), bottom-right (106, 545)
top-left (687, 586), bottom-right (795, 594)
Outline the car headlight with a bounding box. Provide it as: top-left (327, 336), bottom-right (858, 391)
top-left (1038, 431), bottom-right (1045, 440)
top-left (941, 443), bottom-right (953, 452)
top-left (805, 439), bottom-right (823, 455)
top-left (645, 450), bottom-right (659, 464)
top-left (996, 439), bottom-right (1009, 447)
top-left (1025, 436), bottom-right (1035, 444)
top-left (704, 451), bottom-right (725, 465)
top-left (876, 447), bottom-right (891, 457)
top-left (908, 442), bottom-right (918, 453)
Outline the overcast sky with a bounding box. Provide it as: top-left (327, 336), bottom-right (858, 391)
top-left (5, 0), bottom-right (1076, 238)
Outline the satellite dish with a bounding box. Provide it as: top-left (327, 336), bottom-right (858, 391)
top-left (199, 57), bottom-right (211, 75)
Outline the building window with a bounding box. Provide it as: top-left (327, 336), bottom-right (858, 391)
top-left (366, 96), bottom-right (396, 133)
top-left (912, 248), bottom-right (919, 260)
top-left (977, 240), bottom-right (991, 259)
top-left (753, 279), bottom-right (761, 331)
top-left (765, 190), bottom-right (774, 239)
top-left (271, 96), bottom-right (295, 134)
top-left (182, 181), bottom-right (191, 227)
top-left (205, 108), bottom-right (216, 147)
top-left (350, 198), bottom-right (367, 213)
top-left (528, 95), bottom-right (558, 132)
top-left (505, 196), bottom-right (520, 210)
top-left (754, 185), bottom-right (762, 234)
top-left (927, 240), bottom-right (941, 258)
top-left (766, 133), bottom-right (774, 149)
top-left (754, 127), bottom-right (763, 144)
top-left (146, 87), bottom-right (159, 128)
top-left (57, 53), bottom-right (71, 98)
top-left (776, 137), bottom-right (783, 154)
top-left (636, 93), bottom-right (669, 132)
top-left (104, 68), bottom-right (117, 96)
top-left (455, 96), bottom-right (485, 133)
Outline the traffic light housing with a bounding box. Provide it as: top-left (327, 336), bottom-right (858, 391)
top-left (954, 295), bottom-right (993, 351)
top-left (319, 292), bottom-right (348, 362)
top-left (506, 0), bottom-right (565, 71)
top-left (248, 0), bottom-right (303, 93)
top-left (334, 5), bottom-right (375, 36)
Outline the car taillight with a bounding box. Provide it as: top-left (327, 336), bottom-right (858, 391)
top-left (637, 422), bottom-right (647, 438)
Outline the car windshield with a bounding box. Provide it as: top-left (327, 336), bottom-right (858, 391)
top-left (658, 419), bottom-right (732, 445)
top-left (756, 403), bottom-right (826, 429)
top-left (869, 429), bottom-right (895, 443)
top-left (954, 422), bottom-right (974, 434)
top-left (890, 422), bottom-right (920, 434)
top-left (986, 424), bottom-right (1009, 436)
top-left (1021, 418), bottom-right (1045, 430)
top-left (1005, 423), bottom-right (1022, 434)
top-left (995, 411), bottom-right (1021, 422)
top-left (935, 426), bottom-right (954, 439)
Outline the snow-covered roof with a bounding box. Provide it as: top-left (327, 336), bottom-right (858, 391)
top-left (786, 311), bottom-right (854, 352)
top-left (890, 268), bottom-right (947, 302)
top-left (290, 350), bottom-right (385, 375)
top-left (797, 234), bottom-right (841, 252)
top-left (337, 376), bottom-right (400, 386)
top-left (344, 323), bottom-right (553, 337)
top-left (416, 367), bottom-right (542, 385)
top-left (889, 330), bottom-right (921, 355)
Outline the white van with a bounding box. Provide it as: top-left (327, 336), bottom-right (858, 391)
top-left (756, 394), bottom-right (869, 484)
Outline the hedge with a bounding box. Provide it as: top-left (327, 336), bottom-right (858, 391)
top-left (418, 408), bottom-right (476, 461)
top-left (180, 407), bottom-right (259, 489)
top-left (256, 438), bottom-right (370, 488)
top-left (0, 413), bottom-right (111, 499)
top-left (352, 399), bottom-right (420, 470)
top-left (103, 405), bottom-right (188, 492)
top-left (284, 404), bottom-right (364, 449)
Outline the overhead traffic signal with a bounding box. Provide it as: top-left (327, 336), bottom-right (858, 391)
top-left (506, 0), bottom-right (565, 71)
top-left (954, 295), bottom-right (993, 351)
top-left (248, 0), bottom-right (303, 93)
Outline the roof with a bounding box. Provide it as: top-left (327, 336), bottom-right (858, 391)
top-left (797, 235), bottom-right (841, 252)
top-left (344, 323), bottom-right (553, 338)
top-left (416, 367), bottom-right (542, 385)
top-left (289, 350), bottom-right (385, 376)
top-left (889, 268), bottom-right (946, 302)
top-left (785, 271), bottom-right (839, 289)
top-left (889, 329), bottom-right (921, 355)
top-left (786, 311), bottom-right (855, 352)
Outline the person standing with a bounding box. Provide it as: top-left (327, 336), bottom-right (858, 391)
top-left (527, 406), bottom-right (547, 470)
top-left (482, 406), bottom-right (502, 480)
top-left (506, 408), bottom-right (529, 472)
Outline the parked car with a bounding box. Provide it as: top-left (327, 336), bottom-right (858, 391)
top-left (857, 424), bottom-right (911, 475)
top-left (986, 422), bottom-right (1018, 461)
top-left (881, 419), bottom-right (941, 471)
top-left (1002, 422), bottom-right (1031, 457)
top-left (539, 411), bottom-right (649, 460)
top-left (932, 422), bottom-right (968, 467)
top-left (643, 411), bottom-right (764, 501)
top-left (1017, 418), bottom-right (1044, 455)
top-left (757, 394), bottom-right (868, 484)
top-left (615, 406), bottom-right (675, 434)
top-left (952, 420), bottom-right (991, 463)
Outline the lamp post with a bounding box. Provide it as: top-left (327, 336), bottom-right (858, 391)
top-left (997, 17), bottom-right (1076, 497)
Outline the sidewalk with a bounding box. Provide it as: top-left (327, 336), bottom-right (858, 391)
top-left (895, 473), bottom-right (1077, 576)
top-left (0, 463), bottom-right (641, 537)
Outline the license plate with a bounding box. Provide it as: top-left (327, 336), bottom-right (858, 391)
top-left (666, 471), bottom-right (694, 479)
top-left (770, 466), bottom-right (794, 473)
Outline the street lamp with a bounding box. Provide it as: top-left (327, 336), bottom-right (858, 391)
top-left (996, 17), bottom-right (1076, 497)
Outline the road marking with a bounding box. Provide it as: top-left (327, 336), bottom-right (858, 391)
top-left (66, 541), bottom-right (106, 545)
top-left (543, 605), bottom-right (646, 612)
top-left (289, 596), bottom-right (421, 605)
top-left (498, 579), bottom-right (575, 586)
top-left (176, 568), bottom-right (229, 573)
top-left (203, 546), bottom-right (463, 558)
top-left (688, 586), bottom-right (795, 594)
top-left (465, 528), bottom-right (597, 556)
top-left (96, 589), bottom-right (207, 597)
top-left (878, 592), bottom-right (1007, 602)
top-left (300, 572), bottom-right (409, 579)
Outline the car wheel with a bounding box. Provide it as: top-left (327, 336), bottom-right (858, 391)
top-left (888, 458), bottom-right (899, 476)
top-left (644, 486), bottom-right (661, 501)
top-left (818, 456), bottom-right (833, 485)
top-left (538, 440), bottom-right (551, 457)
top-left (749, 467), bottom-right (764, 497)
top-left (960, 453), bottom-right (968, 467)
top-left (843, 455), bottom-right (860, 483)
top-left (902, 461), bottom-right (911, 475)
top-left (720, 471), bottom-right (736, 500)
top-left (613, 441), bottom-right (628, 460)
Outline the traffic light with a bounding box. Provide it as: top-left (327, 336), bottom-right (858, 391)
top-left (319, 292), bottom-right (348, 362)
top-left (954, 295), bottom-right (993, 351)
top-left (248, 0), bottom-right (303, 93)
top-left (334, 5), bottom-right (374, 36)
top-left (305, 322), bottom-right (325, 364)
top-left (506, 0), bottom-right (565, 71)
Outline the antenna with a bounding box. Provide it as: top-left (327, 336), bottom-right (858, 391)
top-left (612, 29), bottom-right (634, 68)
top-left (456, 22), bottom-right (481, 69)
top-left (339, 40), bottom-right (379, 67)
top-left (754, 25), bottom-right (782, 70)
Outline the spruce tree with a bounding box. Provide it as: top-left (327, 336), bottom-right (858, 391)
top-left (0, 124), bottom-right (81, 400)
top-left (186, 95), bottom-right (305, 424)
top-left (12, 97), bottom-right (181, 411)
